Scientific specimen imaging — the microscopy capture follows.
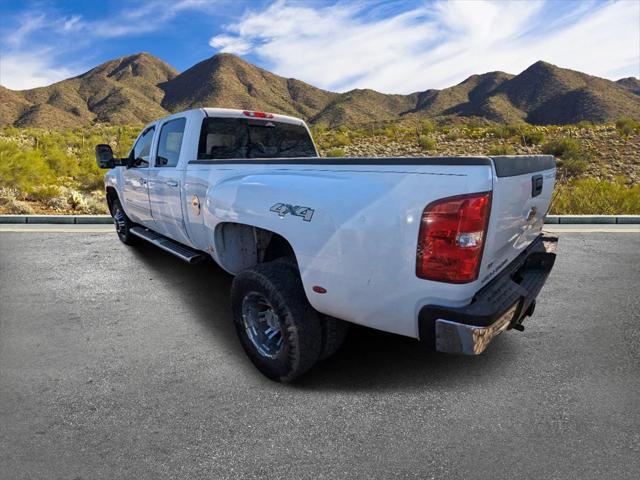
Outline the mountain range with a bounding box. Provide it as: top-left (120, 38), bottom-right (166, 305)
top-left (1, 52), bottom-right (639, 128)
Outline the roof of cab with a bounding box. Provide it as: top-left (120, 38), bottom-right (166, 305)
top-left (200, 108), bottom-right (305, 125)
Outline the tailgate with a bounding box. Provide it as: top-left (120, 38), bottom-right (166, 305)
top-left (478, 155), bottom-right (556, 285)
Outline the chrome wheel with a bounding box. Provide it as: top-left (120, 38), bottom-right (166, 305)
top-left (112, 204), bottom-right (126, 235)
top-left (241, 292), bottom-right (284, 359)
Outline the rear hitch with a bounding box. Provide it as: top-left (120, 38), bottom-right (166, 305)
top-left (511, 301), bottom-right (535, 332)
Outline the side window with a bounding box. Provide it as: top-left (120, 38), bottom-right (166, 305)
top-left (156, 118), bottom-right (186, 167)
top-left (131, 127), bottom-right (155, 167)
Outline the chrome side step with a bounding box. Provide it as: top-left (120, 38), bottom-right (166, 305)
top-left (129, 226), bottom-right (205, 264)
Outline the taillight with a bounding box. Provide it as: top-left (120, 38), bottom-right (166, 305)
top-left (243, 110), bottom-right (274, 119)
top-left (416, 192), bottom-right (491, 283)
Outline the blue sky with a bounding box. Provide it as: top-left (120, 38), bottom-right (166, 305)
top-left (1, 0), bottom-right (638, 93)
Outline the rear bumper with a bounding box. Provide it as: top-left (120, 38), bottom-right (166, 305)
top-left (418, 233), bottom-right (558, 355)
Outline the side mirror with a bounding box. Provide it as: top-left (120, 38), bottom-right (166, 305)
top-left (95, 144), bottom-right (115, 169)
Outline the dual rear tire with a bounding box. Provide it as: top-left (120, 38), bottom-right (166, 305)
top-left (231, 261), bottom-right (348, 382)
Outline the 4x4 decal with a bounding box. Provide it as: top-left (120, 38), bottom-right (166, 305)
top-left (270, 203), bottom-right (314, 222)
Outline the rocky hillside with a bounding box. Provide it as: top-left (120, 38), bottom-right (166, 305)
top-left (1, 53), bottom-right (177, 128)
top-left (315, 123), bottom-right (640, 184)
top-left (160, 54), bottom-right (338, 119)
top-left (2, 53), bottom-right (639, 128)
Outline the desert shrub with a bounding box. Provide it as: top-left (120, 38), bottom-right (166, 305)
top-left (46, 196), bottom-right (71, 211)
top-left (418, 135), bottom-right (437, 150)
top-left (3, 198), bottom-right (35, 214)
top-left (0, 190), bottom-right (35, 214)
top-left (84, 191), bottom-right (109, 214)
top-left (488, 124), bottom-right (521, 139)
top-left (615, 117), bottom-right (640, 137)
top-left (331, 132), bottom-right (351, 147)
top-left (444, 129), bottom-right (460, 141)
top-left (27, 185), bottom-right (61, 202)
top-left (551, 178), bottom-right (640, 214)
top-left (576, 120), bottom-right (595, 129)
top-left (520, 129), bottom-right (545, 145)
top-left (43, 146), bottom-right (80, 178)
top-left (541, 137), bottom-right (582, 158)
top-left (325, 147), bottom-right (345, 157)
top-left (383, 125), bottom-right (399, 139)
top-left (542, 137), bottom-right (590, 176)
top-left (75, 151), bottom-right (105, 190)
top-left (67, 189), bottom-right (88, 211)
top-left (309, 123), bottom-right (327, 140)
top-left (0, 141), bottom-right (54, 193)
top-left (556, 157), bottom-right (588, 176)
top-left (420, 120), bottom-right (435, 135)
top-left (488, 143), bottom-right (516, 155)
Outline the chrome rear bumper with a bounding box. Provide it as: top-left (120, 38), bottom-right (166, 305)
top-left (418, 233), bottom-right (558, 355)
top-left (435, 303), bottom-right (519, 355)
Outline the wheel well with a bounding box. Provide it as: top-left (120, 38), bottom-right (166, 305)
top-left (214, 223), bottom-right (296, 274)
top-left (105, 187), bottom-right (118, 213)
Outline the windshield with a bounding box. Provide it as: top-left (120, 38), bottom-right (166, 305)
top-left (198, 117), bottom-right (317, 160)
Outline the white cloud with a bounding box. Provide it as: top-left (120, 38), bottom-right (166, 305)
top-left (210, 0), bottom-right (640, 93)
top-left (0, 51), bottom-right (76, 90)
top-left (63, 15), bottom-right (82, 32)
top-left (88, 0), bottom-right (213, 38)
top-left (209, 35), bottom-right (253, 55)
top-left (5, 14), bottom-right (46, 48)
top-left (0, 0), bottom-right (215, 89)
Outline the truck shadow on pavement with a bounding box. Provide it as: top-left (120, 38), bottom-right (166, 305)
top-left (131, 243), bottom-right (513, 391)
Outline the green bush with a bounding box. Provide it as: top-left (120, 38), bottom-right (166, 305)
top-left (551, 178), bottom-right (640, 214)
top-left (383, 125), bottom-right (398, 139)
top-left (520, 129), bottom-right (545, 145)
top-left (0, 141), bottom-right (55, 193)
top-left (541, 137), bottom-right (582, 158)
top-left (44, 146), bottom-right (80, 178)
top-left (444, 129), bottom-right (460, 141)
top-left (488, 143), bottom-right (516, 155)
top-left (615, 117), bottom-right (639, 137)
top-left (325, 147), bottom-right (345, 157)
top-left (420, 120), bottom-right (435, 135)
top-left (488, 124), bottom-right (521, 139)
top-left (331, 132), bottom-right (351, 147)
top-left (418, 135), bottom-right (437, 150)
top-left (556, 157), bottom-right (588, 176)
top-left (576, 120), bottom-right (595, 129)
top-left (27, 185), bottom-right (61, 202)
top-left (1, 197), bottom-right (35, 214)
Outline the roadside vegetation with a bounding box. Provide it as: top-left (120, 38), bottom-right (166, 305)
top-left (0, 125), bottom-right (140, 214)
top-left (1, 119), bottom-right (639, 215)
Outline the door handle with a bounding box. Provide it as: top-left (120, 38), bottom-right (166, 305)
top-left (165, 180), bottom-right (179, 187)
top-left (140, 178), bottom-right (147, 185)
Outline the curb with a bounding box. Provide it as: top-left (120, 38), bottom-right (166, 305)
top-left (0, 215), bottom-right (113, 224)
top-left (544, 215), bottom-right (640, 224)
top-left (1, 214), bottom-right (639, 224)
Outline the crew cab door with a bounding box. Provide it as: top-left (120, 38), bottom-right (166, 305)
top-left (122, 126), bottom-right (155, 224)
top-left (147, 117), bottom-right (191, 245)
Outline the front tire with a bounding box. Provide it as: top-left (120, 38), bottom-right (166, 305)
top-left (230, 262), bottom-right (322, 382)
top-left (110, 198), bottom-right (138, 246)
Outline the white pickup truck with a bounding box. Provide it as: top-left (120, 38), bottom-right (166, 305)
top-left (96, 108), bottom-right (558, 382)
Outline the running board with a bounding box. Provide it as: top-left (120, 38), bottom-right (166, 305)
top-left (129, 226), bottom-right (205, 264)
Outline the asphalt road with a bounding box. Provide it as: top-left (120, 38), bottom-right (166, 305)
top-left (1, 228), bottom-right (639, 479)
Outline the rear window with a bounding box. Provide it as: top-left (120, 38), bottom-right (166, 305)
top-left (198, 117), bottom-right (316, 160)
